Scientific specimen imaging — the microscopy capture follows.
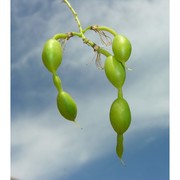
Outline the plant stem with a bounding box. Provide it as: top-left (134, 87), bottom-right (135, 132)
top-left (58, 1), bottom-right (112, 59)
top-left (98, 47), bottom-right (112, 57)
top-left (83, 26), bottom-right (91, 34)
top-left (53, 33), bottom-right (67, 40)
top-left (97, 26), bottom-right (118, 36)
top-left (52, 31), bottom-right (112, 58)
top-left (63, 0), bottom-right (85, 39)
top-left (52, 72), bottom-right (63, 93)
top-left (118, 87), bottom-right (123, 98)
top-left (91, 25), bottom-right (118, 36)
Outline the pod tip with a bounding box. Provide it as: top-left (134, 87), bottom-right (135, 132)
top-left (119, 158), bottom-right (126, 166)
top-left (74, 120), bottom-right (83, 130)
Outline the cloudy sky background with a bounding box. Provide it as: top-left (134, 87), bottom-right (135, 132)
top-left (11, 0), bottom-right (169, 179)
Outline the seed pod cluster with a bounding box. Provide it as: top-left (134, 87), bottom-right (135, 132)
top-left (41, 23), bottom-right (132, 163)
top-left (42, 39), bottom-right (78, 123)
top-left (104, 34), bottom-right (132, 162)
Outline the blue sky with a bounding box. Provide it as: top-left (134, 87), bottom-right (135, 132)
top-left (11, 0), bottom-right (169, 179)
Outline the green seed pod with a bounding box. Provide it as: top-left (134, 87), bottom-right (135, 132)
top-left (104, 56), bottom-right (126, 88)
top-left (57, 91), bottom-right (77, 121)
top-left (42, 39), bottom-right (63, 73)
top-left (110, 98), bottom-right (131, 134)
top-left (112, 34), bottom-right (132, 63)
top-left (116, 134), bottom-right (124, 162)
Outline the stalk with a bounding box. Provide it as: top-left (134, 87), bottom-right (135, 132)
top-left (63, 0), bottom-right (85, 39)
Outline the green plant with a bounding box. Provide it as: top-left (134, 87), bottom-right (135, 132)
top-left (42, 0), bottom-right (132, 163)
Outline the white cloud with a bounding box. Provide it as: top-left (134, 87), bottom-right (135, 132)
top-left (11, 85), bottom-right (168, 179)
top-left (11, 94), bottom-right (115, 179)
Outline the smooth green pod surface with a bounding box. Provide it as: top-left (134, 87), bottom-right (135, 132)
top-left (110, 98), bottom-right (131, 134)
top-left (116, 134), bottom-right (124, 161)
top-left (57, 91), bottom-right (77, 121)
top-left (112, 35), bottom-right (132, 63)
top-left (104, 56), bottom-right (126, 88)
top-left (42, 39), bottom-right (62, 73)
